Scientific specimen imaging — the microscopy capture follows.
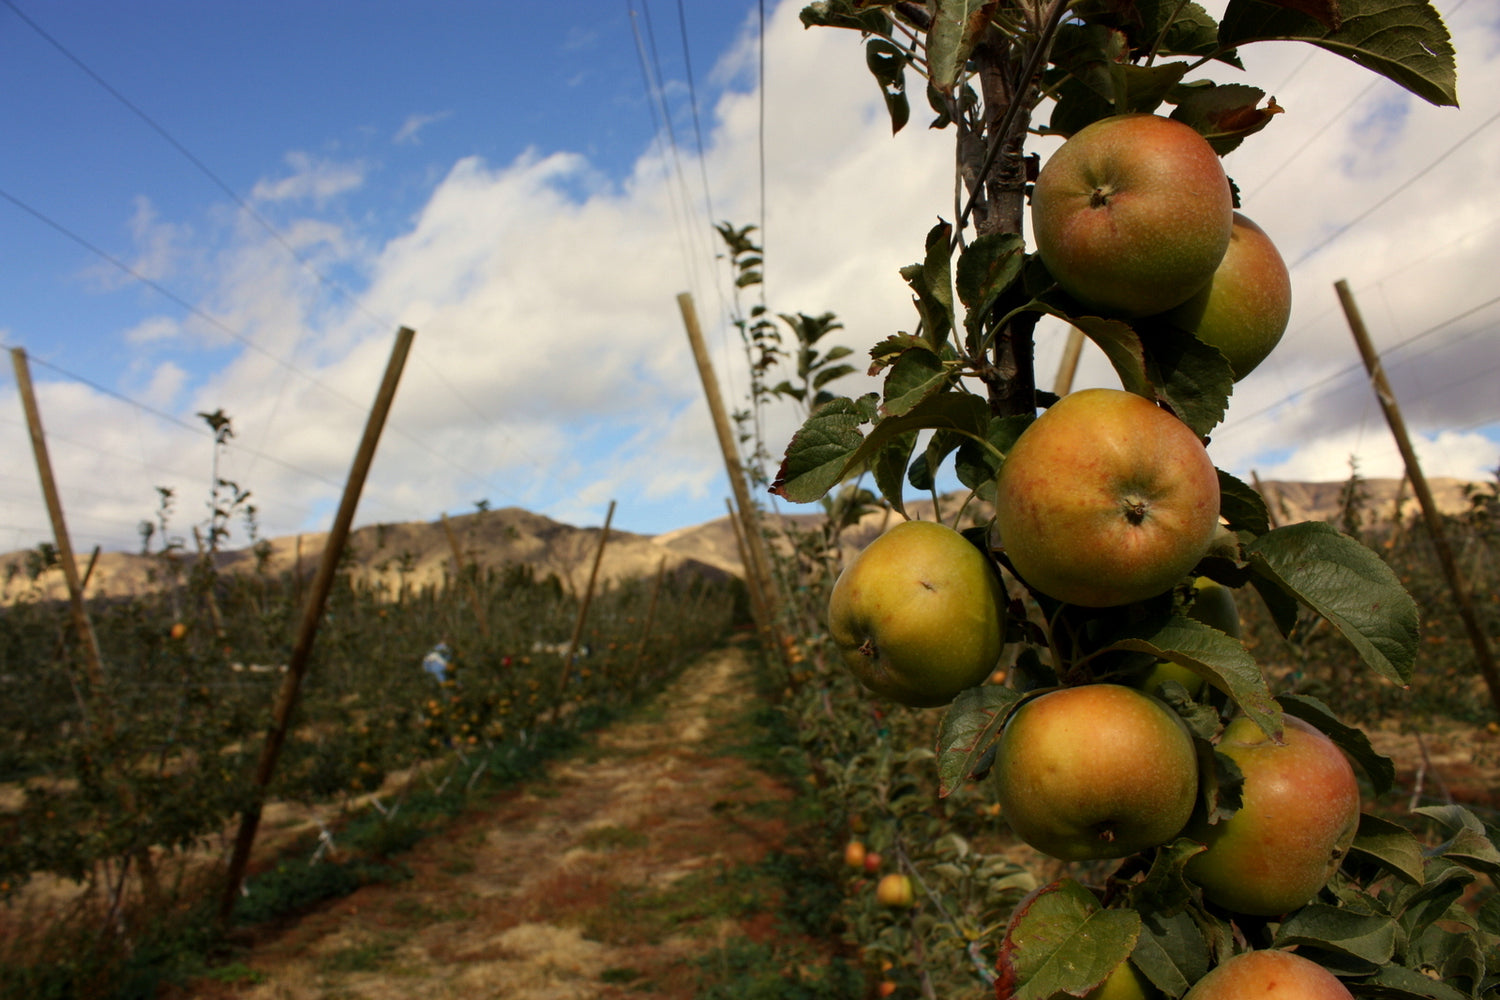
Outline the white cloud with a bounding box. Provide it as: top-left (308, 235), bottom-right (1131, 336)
top-left (4, 0), bottom-right (1498, 556)
top-left (393, 111), bottom-right (452, 146)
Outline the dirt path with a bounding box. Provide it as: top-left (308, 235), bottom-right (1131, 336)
top-left (174, 643), bottom-right (817, 999)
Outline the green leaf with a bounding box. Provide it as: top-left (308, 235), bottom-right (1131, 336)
top-left (935, 684), bottom-right (1024, 797)
top-left (1348, 813), bottom-right (1426, 884)
top-left (1273, 903), bottom-right (1399, 974)
top-left (994, 879), bottom-right (1141, 1000)
top-left (1279, 693), bottom-right (1396, 794)
top-left (1244, 521), bottom-right (1421, 685)
top-left (926, 0), bottom-right (997, 89)
top-left (1128, 837), bottom-right (1208, 916)
top-left (956, 232), bottom-right (1026, 350)
top-left (905, 220), bottom-right (956, 349)
top-left (1139, 322), bottom-right (1235, 437)
top-left (1104, 615), bottom-right (1280, 738)
top-left (866, 38), bottom-right (911, 134)
top-left (872, 431), bottom-right (919, 518)
top-left (799, 0), bottom-right (892, 35)
top-left (955, 413), bottom-right (1031, 495)
top-left (1042, 306), bottom-right (1153, 398)
top-left (1218, 0), bottom-right (1457, 108)
top-left (1358, 964), bottom-right (1472, 1000)
top-left (1415, 805), bottom-right (1500, 875)
top-left (882, 347), bottom-right (951, 416)
top-left (1169, 82), bottom-right (1284, 154)
top-left (1129, 907), bottom-right (1211, 998)
top-left (770, 394), bottom-right (876, 503)
top-left (1216, 469), bottom-right (1270, 536)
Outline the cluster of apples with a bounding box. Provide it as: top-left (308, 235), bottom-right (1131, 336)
top-left (844, 837), bottom-right (916, 909)
top-left (1031, 113), bottom-right (1293, 382)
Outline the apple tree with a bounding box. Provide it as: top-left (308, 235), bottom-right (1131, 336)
top-left (769, 0), bottom-right (1497, 996)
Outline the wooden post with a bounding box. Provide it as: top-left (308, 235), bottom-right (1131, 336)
top-left (632, 555), bottom-right (669, 678)
top-left (10, 348), bottom-right (109, 706)
top-left (441, 513), bottom-right (490, 639)
top-left (218, 326), bottom-right (415, 926)
top-left (725, 497), bottom-right (774, 643)
top-left (1052, 326), bottom-right (1085, 396)
top-left (677, 293), bottom-right (783, 646)
top-left (557, 500), bottom-right (614, 694)
top-left (1335, 280), bottom-right (1500, 717)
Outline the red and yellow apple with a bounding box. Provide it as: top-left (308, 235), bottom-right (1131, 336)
top-left (876, 872), bottom-right (915, 908)
top-left (992, 684), bottom-right (1199, 861)
top-left (1184, 716), bottom-right (1361, 916)
top-left (1157, 212), bottom-right (1292, 380)
top-left (827, 519), bottom-right (1006, 707)
top-left (1183, 949), bottom-right (1352, 1000)
top-left (995, 389), bottom-right (1221, 607)
top-left (1031, 114), bottom-right (1233, 316)
top-left (844, 840), bottom-right (867, 869)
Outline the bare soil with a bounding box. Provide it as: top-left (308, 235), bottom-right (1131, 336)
top-left (164, 643), bottom-right (827, 999)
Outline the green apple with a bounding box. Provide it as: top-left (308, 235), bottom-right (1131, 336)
top-left (1183, 950), bottom-right (1352, 1000)
top-left (1136, 578), bottom-right (1240, 697)
top-left (875, 872), bottom-right (915, 908)
top-left (1158, 212), bottom-right (1292, 380)
top-left (992, 684), bottom-right (1198, 861)
top-left (827, 520), bottom-right (1006, 707)
top-left (995, 388), bottom-right (1221, 607)
top-left (1086, 961), bottom-right (1160, 1000)
top-left (1031, 114), bottom-right (1233, 316)
top-left (1184, 716), bottom-right (1361, 916)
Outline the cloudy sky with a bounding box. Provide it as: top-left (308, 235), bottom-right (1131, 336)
top-left (1, 0), bottom-right (1497, 557)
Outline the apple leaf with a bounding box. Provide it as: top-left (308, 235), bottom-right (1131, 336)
top-left (771, 393), bottom-right (876, 502)
top-left (1357, 965), bottom-right (1472, 1000)
top-left (1279, 693), bottom-right (1396, 794)
top-left (934, 683), bottom-right (1024, 797)
top-left (1045, 306), bottom-right (1154, 398)
top-left (1348, 812), bottom-right (1426, 884)
top-left (1244, 521), bottom-right (1420, 686)
top-left (1273, 903), bottom-right (1400, 974)
top-left (1128, 837), bottom-right (1208, 916)
top-left (871, 430), bottom-right (919, 518)
top-left (882, 346), bottom-right (952, 416)
top-left (956, 231), bottom-right (1026, 353)
top-left (1216, 468), bottom-right (1270, 536)
top-left (955, 412), bottom-right (1032, 495)
top-left (901, 220), bottom-right (955, 349)
top-left (1128, 907), bottom-right (1211, 999)
top-left (800, 0), bottom-right (893, 35)
top-left (1139, 322), bottom-right (1234, 437)
top-left (926, 0), bottom-right (998, 89)
top-left (1103, 615), bottom-right (1281, 740)
top-left (1414, 805), bottom-right (1500, 876)
top-left (1169, 82), bottom-right (1284, 154)
top-left (1218, 0), bottom-right (1457, 108)
top-left (994, 878), bottom-right (1141, 1000)
top-left (865, 38), bottom-right (911, 134)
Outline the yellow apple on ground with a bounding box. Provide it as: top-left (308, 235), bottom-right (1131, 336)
top-left (995, 389), bottom-right (1221, 607)
top-left (992, 684), bottom-right (1199, 861)
top-left (1136, 578), bottom-right (1241, 697)
top-left (1157, 212), bottom-right (1292, 380)
top-left (827, 519), bottom-right (1006, 707)
top-left (1086, 961), bottom-right (1160, 1000)
top-left (876, 872), bottom-right (915, 908)
top-left (1031, 114), bottom-right (1233, 316)
top-left (1183, 949), bottom-right (1352, 1000)
top-left (1185, 716), bottom-right (1361, 916)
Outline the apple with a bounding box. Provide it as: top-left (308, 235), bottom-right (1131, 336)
top-left (1182, 949), bottom-right (1352, 1000)
top-left (1184, 716), bottom-right (1361, 916)
top-left (876, 872), bottom-right (915, 908)
top-left (1031, 114), bottom-right (1233, 316)
top-left (844, 840), bottom-right (867, 869)
top-left (1086, 960), bottom-right (1159, 1000)
top-left (992, 684), bottom-right (1198, 861)
top-left (863, 850), bottom-right (883, 873)
top-left (827, 519), bottom-right (1007, 707)
top-left (995, 388), bottom-right (1221, 607)
top-left (877, 981), bottom-right (897, 998)
top-left (1136, 578), bottom-right (1240, 697)
top-left (1154, 212), bottom-right (1291, 381)
top-left (169, 622), bottom-right (187, 640)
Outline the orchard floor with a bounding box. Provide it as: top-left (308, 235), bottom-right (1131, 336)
top-left (164, 642), bottom-right (840, 999)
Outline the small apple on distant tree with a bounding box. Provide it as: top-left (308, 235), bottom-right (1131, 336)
top-left (992, 684), bottom-right (1199, 861)
top-left (995, 388), bottom-right (1221, 607)
top-left (1030, 114), bottom-right (1234, 316)
top-left (1182, 949), bottom-right (1352, 1000)
top-left (1185, 716), bottom-right (1361, 916)
top-left (876, 872), bottom-right (915, 908)
top-left (844, 840), bottom-right (867, 869)
top-left (827, 519), bottom-right (1007, 707)
top-left (1155, 212), bottom-right (1292, 380)
top-left (863, 850), bottom-right (882, 873)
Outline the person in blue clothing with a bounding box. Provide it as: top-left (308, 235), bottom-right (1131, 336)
top-left (422, 641), bottom-right (454, 685)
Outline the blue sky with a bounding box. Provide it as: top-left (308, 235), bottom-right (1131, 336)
top-left (2, 0), bottom-right (1498, 559)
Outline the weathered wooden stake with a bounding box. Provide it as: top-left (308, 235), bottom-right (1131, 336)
top-left (218, 326), bottom-right (415, 927)
top-left (1052, 326), bottom-right (1085, 396)
top-left (1335, 280), bottom-right (1500, 717)
top-left (632, 555), bottom-right (669, 678)
top-left (557, 499), bottom-right (614, 694)
top-left (678, 292), bottom-right (784, 655)
top-left (441, 513), bottom-right (490, 639)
